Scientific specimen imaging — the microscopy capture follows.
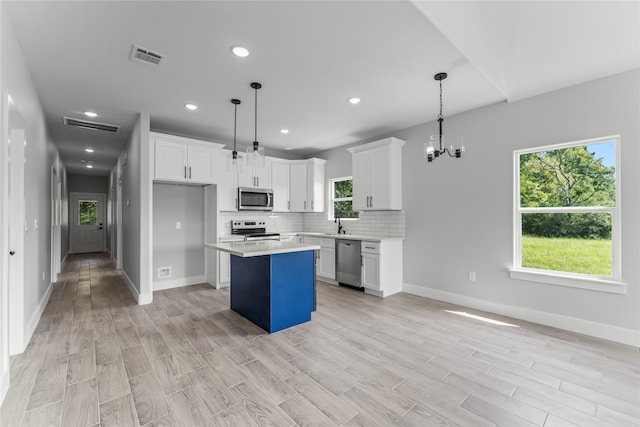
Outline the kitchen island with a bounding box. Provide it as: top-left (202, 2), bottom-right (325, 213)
top-left (205, 240), bottom-right (321, 333)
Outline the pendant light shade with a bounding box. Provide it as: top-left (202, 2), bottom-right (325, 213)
top-left (227, 98), bottom-right (244, 173)
top-left (246, 82), bottom-right (266, 168)
top-left (424, 72), bottom-right (465, 163)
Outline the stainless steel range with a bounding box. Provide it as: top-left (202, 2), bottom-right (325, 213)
top-left (231, 219), bottom-right (280, 241)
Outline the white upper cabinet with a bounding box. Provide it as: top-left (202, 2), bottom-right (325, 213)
top-left (289, 158), bottom-right (326, 212)
top-left (271, 160), bottom-right (290, 212)
top-left (238, 157), bottom-right (272, 189)
top-left (348, 137), bottom-right (404, 210)
top-left (289, 163), bottom-right (307, 212)
top-left (214, 150), bottom-right (239, 211)
top-left (152, 132), bottom-right (224, 185)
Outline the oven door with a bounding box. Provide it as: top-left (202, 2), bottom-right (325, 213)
top-left (238, 187), bottom-right (274, 211)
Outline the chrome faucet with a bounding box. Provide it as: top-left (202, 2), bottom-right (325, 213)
top-left (335, 216), bottom-right (346, 234)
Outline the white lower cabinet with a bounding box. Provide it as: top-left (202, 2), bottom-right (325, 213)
top-left (361, 240), bottom-right (403, 297)
top-left (361, 252), bottom-right (380, 290)
top-left (318, 239), bottom-right (335, 280)
top-left (303, 236), bottom-right (335, 280)
top-left (218, 251), bottom-right (231, 286)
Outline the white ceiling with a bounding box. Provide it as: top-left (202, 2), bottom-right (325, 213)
top-left (4, 1), bottom-right (638, 175)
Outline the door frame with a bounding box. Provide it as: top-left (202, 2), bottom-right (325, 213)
top-left (50, 166), bottom-right (62, 282)
top-left (69, 192), bottom-right (107, 254)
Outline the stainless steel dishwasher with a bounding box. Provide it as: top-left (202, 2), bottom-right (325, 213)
top-left (336, 239), bottom-right (362, 288)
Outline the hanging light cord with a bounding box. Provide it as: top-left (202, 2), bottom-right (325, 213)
top-left (231, 99), bottom-right (240, 158)
top-left (254, 86), bottom-right (258, 143)
top-left (438, 78), bottom-right (444, 152)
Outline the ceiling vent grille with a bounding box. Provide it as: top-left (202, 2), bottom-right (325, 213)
top-left (130, 45), bottom-right (165, 66)
top-left (63, 117), bottom-right (120, 133)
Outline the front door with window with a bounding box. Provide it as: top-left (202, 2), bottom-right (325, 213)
top-left (71, 192), bottom-right (106, 253)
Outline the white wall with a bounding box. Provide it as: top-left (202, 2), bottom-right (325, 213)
top-left (1, 7), bottom-right (65, 355)
top-left (120, 113), bottom-right (152, 303)
top-left (153, 184), bottom-right (205, 289)
top-left (310, 69), bottom-right (640, 345)
top-left (400, 70), bottom-right (638, 344)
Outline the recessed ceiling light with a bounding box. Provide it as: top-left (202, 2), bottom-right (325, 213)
top-left (284, 147), bottom-right (295, 150)
top-left (280, 129), bottom-right (289, 134)
top-left (231, 45), bottom-right (250, 57)
top-left (84, 111), bottom-right (98, 118)
top-left (348, 97), bottom-right (361, 105)
top-left (85, 148), bottom-right (94, 153)
top-left (184, 103), bottom-right (198, 110)
top-left (86, 164), bottom-right (93, 169)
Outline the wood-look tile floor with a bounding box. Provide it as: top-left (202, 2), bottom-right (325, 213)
top-left (2, 253), bottom-right (639, 427)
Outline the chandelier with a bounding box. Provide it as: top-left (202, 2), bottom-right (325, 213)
top-left (424, 72), bottom-right (464, 162)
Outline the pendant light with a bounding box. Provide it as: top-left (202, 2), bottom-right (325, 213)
top-left (424, 72), bottom-right (464, 163)
top-left (227, 98), bottom-right (243, 173)
top-left (246, 82), bottom-right (266, 167)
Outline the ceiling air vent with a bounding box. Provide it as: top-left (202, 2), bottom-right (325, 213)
top-left (130, 44), bottom-right (165, 66)
top-left (63, 117), bottom-right (120, 133)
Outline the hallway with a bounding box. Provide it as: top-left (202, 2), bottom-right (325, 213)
top-left (1, 253), bottom-right (639, 426)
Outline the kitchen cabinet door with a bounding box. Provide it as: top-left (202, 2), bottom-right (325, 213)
top-left (254, 161), bottom-right (271, 189)
top-left (352, 151), bottom-right (371, 210)
top-left (369, 148), bottom-right (391, 209)
top-left (306, 158), bottom-right (326, 212)
top-left (188, 145), bottom-right (216, 184)
top-left (318, 247), bottom-right (335, 279)
top-left (155, 139), bottom-right (188, 181)
top-left (219, 251), bottom-right (230, 285)
top-left (361, 252), bottom-right (380, 291)
top-left (289, 163), bottom-right (308, 212)
top-left (271, 161), bottom-right (290, 212)
top-left (214, 150), bottom-right (238, 211)
top-left (348, 137), bottom-right (404, 210)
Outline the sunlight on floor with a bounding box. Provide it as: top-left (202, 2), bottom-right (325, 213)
top-left (445, 310), bottom-right (520, 327)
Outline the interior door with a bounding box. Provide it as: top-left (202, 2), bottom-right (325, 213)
top-left (71, 192), bottom-right (106, 253)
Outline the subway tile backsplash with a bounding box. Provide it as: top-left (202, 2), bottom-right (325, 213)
top-left (303, 211), bottom-right (405, 237)
top-left (218, 211), bottom-right (303, 236)
top-left (218, 210), bottom-right (404, 238)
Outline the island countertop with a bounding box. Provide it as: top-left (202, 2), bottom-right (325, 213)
top-left (206, 240), bottom-right (320, 257)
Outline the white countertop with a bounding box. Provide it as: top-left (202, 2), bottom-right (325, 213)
top-left (295, 232), bottom-right (403, 242)
top-left (206, 240), bottom-right (320, 257)
top-left (219, 232), bottom-right (403, 243)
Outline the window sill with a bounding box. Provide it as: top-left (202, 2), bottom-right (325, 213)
top-left (509, 269), bottom-right (627, 294)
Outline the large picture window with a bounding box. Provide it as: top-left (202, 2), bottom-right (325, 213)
top-left (329, 177), bottom-right (359, 220)
top-left (512, 136), bottom-right (622, 291)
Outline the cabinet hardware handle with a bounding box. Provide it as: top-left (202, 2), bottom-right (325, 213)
top-left (311, 201), bottom-right (314, 210)
top-left (236, 198), bottom-right (238, 210)
top-left (288, 201), bottom-right (290, 210)
top-left (10, 251), bottom-right (15, 256)
top-left (361, 255), bottom-right (363, 266)
top-left (257, 177), bottom-right (260, 187)
top-left (184, 166), bottom-right (187, 179)
top-left (370, 195), bottom-right (373, 207)
top-left (189, 166), bottom-right (192, 179)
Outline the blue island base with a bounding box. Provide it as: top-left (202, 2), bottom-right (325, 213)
top-left (230, 250), bottom-right (315, 333)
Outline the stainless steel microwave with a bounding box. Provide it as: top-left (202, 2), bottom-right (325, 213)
top-left (238, 187), bottom-right (274, 211)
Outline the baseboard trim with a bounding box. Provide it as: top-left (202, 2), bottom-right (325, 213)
top-left (403, 283), bottom-right (640, 347)
top-left (122, 270), bottom-right (152, 305)
top-left (153, 275), bottom-right (208, 291)
top-left (24, 280), bottom-right (54, 350)
top-left (0, 369), bottom-right (9, 408)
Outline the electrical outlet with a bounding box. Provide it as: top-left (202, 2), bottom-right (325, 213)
top-left (158, 267), bottom-right (171, 278)
top-left (468, 272), bottom-right (477, 282)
